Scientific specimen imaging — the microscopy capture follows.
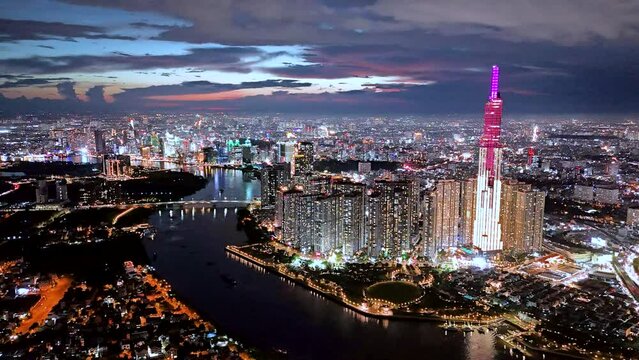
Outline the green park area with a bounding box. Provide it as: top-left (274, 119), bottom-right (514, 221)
top-left (364, 281), bottom-right (423, 305)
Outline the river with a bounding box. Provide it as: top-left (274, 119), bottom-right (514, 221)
top-left (142, 168), bottom-right (522, 360)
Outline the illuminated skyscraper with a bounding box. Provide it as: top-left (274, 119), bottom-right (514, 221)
top-left (295, 141), bottom-right (314, 175)
top-left (472, 65), bottom-right (504, 252)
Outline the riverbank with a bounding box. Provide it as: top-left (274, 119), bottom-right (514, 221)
top-left (226, 244), bottom-right (500, 325)
top-left (226, 243), bottom-right (594, 359)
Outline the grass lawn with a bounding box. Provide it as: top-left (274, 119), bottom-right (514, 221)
top-left (365, 281), bottom-right (422, 305)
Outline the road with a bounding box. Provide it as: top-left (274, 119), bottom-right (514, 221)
top-left (15, 276), bottom-right (72, 335)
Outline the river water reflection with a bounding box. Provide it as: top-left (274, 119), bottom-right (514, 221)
top-left (143, 168), bottom-right (516, 360)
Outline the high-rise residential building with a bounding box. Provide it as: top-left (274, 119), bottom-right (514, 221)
top-left (421, 193), bottom-right (433, 257)
top-left (280, 188), bottom-right (363, 257)
top-left (94, 130), bottom-right (106, 154)
top-left (511, 189), bottom-right (545, 253)
top-left (627, 206), bottom-right (639, 227)
top-left (35, 179), bottom-right (49, 204)
top-left (461, 178), bottom-right (476, 243)
top-left (313, 193), bottom-right (341, 255)
top-left (472, 65), bottom-right (504, 252)
top-left (277, 141), bottom-right (296, 164)
top-left (501, 180), bottom-right (532, 248)
top-left (365, 190), bottom-right (383, 257)
top-left (295, 141), bottom-right (314, 175)
top-left (374, 179), bottom-right (417, 258)
top-left (261, 163), bottom-right (291, 207)
top-left (340, 191), bottom-right (365, 256)
top-left (55, 179), bottom-right (68, 202)
top-left (277, 176), bottom-right (418, 259)
top-left (430, 180), bottom-right (462, 257)
top-left (303, 174), bottom-right (333, 195)
top-left (279, 187), bottom-right (305, 247)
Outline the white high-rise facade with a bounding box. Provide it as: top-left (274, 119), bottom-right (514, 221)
top-left (472, 65), bottom-right (504, 252)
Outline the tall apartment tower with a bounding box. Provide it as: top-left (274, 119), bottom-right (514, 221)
top-left (501, 180), bottom-right (531, 246)
top-left (511, 189), bottom-right (545, 253)
top-left (461, 178), bottom-right (476, 243)
top-left (430, 180), bottom-right (462, 257)
top-left (341, 191), bottom-right (365, 256)
top-left (260, 163), bottom-right (290, 207)
top-left (365, 190), bottom-right (383, 257)
top-left (295, 141), bottom-right (314, 175)
top-left (472, 65), bottom-right (505, 252)
top-left (421, 192), bottom-right (433, 257)
top-left (374, 179), bottom-right (417, 258)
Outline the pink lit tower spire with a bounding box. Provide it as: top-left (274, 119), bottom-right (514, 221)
top-left (472, 65), bottom-right (504, 252)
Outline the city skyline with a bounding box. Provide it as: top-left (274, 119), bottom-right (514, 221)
top-left (2, 0), bottom-right (639, 114)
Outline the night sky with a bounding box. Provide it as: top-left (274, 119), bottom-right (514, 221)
top-left (1, 0), bottom-right (638, 114)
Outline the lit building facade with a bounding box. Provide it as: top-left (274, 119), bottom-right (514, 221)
top-left (430, 180), bottom-right (462, 257)
top-left (295, 141), bottom-right (314, 175)
top-left (260, 163), bottom-right (290, 207)
top-left (472, 65), bottom-right (504, 252)
top-left (511, 189), bottom-right (545, 253)
top-left (102, 154), bottom-right (131, 179)
top-left (374, 179), bottom-right (418, 258)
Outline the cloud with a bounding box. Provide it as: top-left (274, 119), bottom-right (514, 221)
top-left (0, 19), bottom-right (135, 42)
top-left (56, 81), bottom-right (78, 100)
top-left (112, 79), bottom-right (313, 106)
top-left (63, 0), bottom-right (639, 45)
top-left (0, 77), bottom-right (71, 88)
top-left (85, 85), bottom-right (106, 104)
top-left (0, 46), bottom-right (286, 74)
top-left (370, 0), bottom-right (639, 44)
